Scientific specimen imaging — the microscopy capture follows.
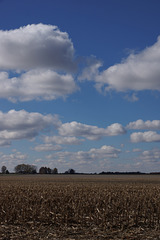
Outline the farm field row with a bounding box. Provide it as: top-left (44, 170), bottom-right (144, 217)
top-left (1, 174), bottom-right (160, 239)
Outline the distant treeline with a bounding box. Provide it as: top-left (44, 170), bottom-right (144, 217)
top-left (99, 171), bottom-right (160, 175)
top-left (1, 164), bottom-right (160, 175)
top-left (0, 164), bottom-right (76, 175)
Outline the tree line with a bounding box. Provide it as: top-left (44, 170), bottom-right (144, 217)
top-left (2, 164), bottom-right (160, 175)
top-left (0, 164), bottom-right (76, 174)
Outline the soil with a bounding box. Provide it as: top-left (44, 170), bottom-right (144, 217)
top-left (1, 223), bottom-right (160, 240)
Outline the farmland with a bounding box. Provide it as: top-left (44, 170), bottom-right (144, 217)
top-left (1, 175), bottom-right (160, 239)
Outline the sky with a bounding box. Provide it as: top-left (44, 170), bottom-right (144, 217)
top-left (0, 0), bottom-right (160, 173)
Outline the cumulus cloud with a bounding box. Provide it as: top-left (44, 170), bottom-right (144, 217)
top-left (0, 139), bottom-right (11, 147)
top-left (0, 150), bottom-right (29, 171)
top-left (78, 57), bottom-right (103, 82)
top-left (0, 110), bottom-right (127, 147)
top-left (127, 119), bottom-right (160, 130)
top-left (33, 122), bottom-right (125, 152)
top-left (0, 151), bottom-right (28, 166)
top-left (0, 109), bottom-right (58, 145)
top-left (0, 151), bottom-right (28, 161)
top-left (130, 131), bottom-right (160, 143)
top-left (80, 36), bottom-right (160, 94)
top-left (47, 145), bottom-right (121, 162)
top-left (44, 135), bottom-right (84, 145)
top-left (0, 69), bottom-right (77, 101)
top-left (0, 24), bottom-right (76, 71)
top-left (58, 121), bottom-right (126, 140)
top-left (0, 24), bottom-right (78, 101)
top-left (139, 149), bottom-right (160, 162)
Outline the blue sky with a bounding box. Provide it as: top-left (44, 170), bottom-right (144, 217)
top-left (0, 0), bottom-right (160, 173)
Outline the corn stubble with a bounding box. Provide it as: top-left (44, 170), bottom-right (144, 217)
top-left (1, 175), bottom-right (160, 239)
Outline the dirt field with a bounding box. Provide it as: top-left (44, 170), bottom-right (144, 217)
top-left (1, 174), bottom-right (160, 239)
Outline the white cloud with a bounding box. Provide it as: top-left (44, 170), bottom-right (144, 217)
top-left (0, 139), bottom-right (11, 146)
top-left (0, 151), bottom-right (28, 161)
top-left (80, 36), bottom-right (160, 94)
top-left (0, 110), bottom-right (126, 147)
top-left (106, 123), bottom-right (126, 136)
top-left (0, 24), bottom-right (76, 71)
top-left (0, 151), bottom-right (28, 171)
top-left (130, 131), bottom-right (160, 143)
top-left (139, 149), bottom-right (160, 162)
top-left (47, 145), bottom-right (121, 162)
top-left (124, 93), bottom-right (139, 102)
top-left (34, 144), bottom-right (62, 152)
top-left (127, 119), bottom-right (160, 130)
top-left (0, 24), bottom-right (78, 102)
top-left (78, 57), bottom-right (103, 82)
top-left (34, 158), bottom-right (43, 163)
top-left (0, 109), bottom-right (58, 145)
top-left (44, 135), bottom-right (84, 145)
top-left (0, 69), bottom-right (77, 102)
top-left (58, 121), bottom-right (126, 140)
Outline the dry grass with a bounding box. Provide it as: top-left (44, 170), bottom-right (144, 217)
top-left (1, 174), bottom-right (160, 239)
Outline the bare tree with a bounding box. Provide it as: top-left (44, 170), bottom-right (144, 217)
top-left (1, 166), bottom-right (7, 174)
top-left (14, 164), bottom-right (37, 174)
top-left (52, 168), bottom-right (58, 174)
top-left (39, 166), bottom-right (52, 174)
top-left (65, 168), bottom-right (76, 174)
